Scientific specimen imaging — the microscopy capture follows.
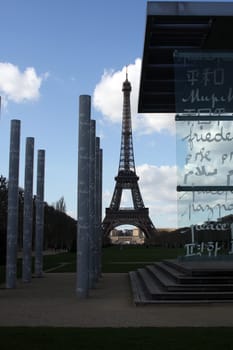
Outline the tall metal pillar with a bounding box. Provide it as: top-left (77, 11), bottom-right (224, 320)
top-left (77, 95), bottom-right (91, 298)
top-left (35, 149), bottom-right (45, 277)
top-left (89, 119), bottom-right (96, 288)
top-left (98, 147), bottom-right (103, 278)
top-left (6, 119), bottom-right (21, 289)
top-left (95, 137), bottom-right (101, 281)
top-left (22, 137), bottom-right (34, 282)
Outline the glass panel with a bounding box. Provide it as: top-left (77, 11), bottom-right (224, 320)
top-left (174, 51), bottom-right (233, 256)
top-left (174, 51), bottom-right (233, 114)
top-left (176, 119), bottom-right (233, 187)
top-left (177, 190), bottom-right (233, 228)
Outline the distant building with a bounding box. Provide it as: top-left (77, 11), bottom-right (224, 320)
top-left (109, 227), bottom-right (145, 245)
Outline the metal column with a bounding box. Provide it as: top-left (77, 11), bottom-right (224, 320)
top-left (95, 137), bottom-right (102, 281)
top-left (89, 119), bottom-right (96, 288)
top-left (77, 95), bottom-right (91, 298)
top-left (6, 119), bottom-right (21, 288)
top-left (35, 150), bottom-right (45, 277)
top-left (98, 147), bottom-right (103, 278)
top-left (22, 137), bottom-right (34, 282)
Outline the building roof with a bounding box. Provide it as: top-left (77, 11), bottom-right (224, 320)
top-left (138, 1), bottom-right (233, 113)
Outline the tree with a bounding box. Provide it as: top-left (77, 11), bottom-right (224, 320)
top-left (55, 196), bottom-right (66, 213)
top-left (44, 202), bottom-right (76, 250)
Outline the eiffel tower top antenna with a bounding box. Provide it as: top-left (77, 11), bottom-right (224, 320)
top-left (118, 66), bottom-right (136, 173)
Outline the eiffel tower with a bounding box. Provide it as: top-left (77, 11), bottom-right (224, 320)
top-left (102, 70), bottom-right (156, 241)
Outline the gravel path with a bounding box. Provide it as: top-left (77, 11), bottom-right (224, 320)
top-left (1, 273), bottom-right (233, 327)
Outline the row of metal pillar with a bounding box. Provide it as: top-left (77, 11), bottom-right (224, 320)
top-left (3, 95), bottom-right (103, 298)
top-left (6, 119), bottom-right (45, 288)
top-left (77, 95), bottom-right (103, 298)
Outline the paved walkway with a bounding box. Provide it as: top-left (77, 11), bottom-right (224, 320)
top-left (1, 273), bottom-right (233, 327)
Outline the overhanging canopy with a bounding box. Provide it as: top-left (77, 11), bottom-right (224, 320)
top-left (138, 1), bottom-right (233, 113)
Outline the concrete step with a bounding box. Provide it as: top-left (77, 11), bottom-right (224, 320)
top-left (164, 259), bottom-right (233, 277)
top-left (154, 261), bottom-right (183, 281)
top-left (154, 261), bottom-right (233, 285)
top-left (128, 271), bottom-right (149, 304)
top-left (140, 270), bottom-right (233, 300)
top-left (146, 264), bottom-right (233, 292)
top-left (129, 261), bottom-right (233, 303)
top-left (137, 268), bottom-right (164, 297)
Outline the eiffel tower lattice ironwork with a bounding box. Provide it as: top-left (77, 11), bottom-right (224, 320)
top-left (102, 72), bottom-right (156, 239)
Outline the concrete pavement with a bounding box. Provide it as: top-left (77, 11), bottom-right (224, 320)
top-left (1, 273), bottom-right (233, 327)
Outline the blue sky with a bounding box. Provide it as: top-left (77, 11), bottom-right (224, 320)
top-left (1, 0), bottom-right (231, 229)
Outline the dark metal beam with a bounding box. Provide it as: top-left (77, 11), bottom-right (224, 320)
top-left (138, 2), bottom-right (233, 113)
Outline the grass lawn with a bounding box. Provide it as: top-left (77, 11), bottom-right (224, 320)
top-left (0, 327), bottom-right (233, 350)
top-left (53, 245), bottom-right (184, 273)
top-left (0, 246), bottom-right (184, 283)
top-left (53, 246), bottom-right (184, 273)
top-left (0, 252), bottom-right (76, 284)
top-left (102, 245), bottom-right (184, 272)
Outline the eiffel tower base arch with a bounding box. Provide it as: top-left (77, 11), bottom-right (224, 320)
top-left (102, 208), bottom-right (157, 245)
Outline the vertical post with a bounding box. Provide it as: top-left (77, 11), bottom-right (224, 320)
top-left (77, 95), bottom-right (91, 298)
top-left (98, 147), bottom-right (103, 278)
top-left (89, 119), bottom-right (96, 288)
top-left (35, 150), bottom-right (45, 277)
top-left (191, 225), bottom-right (195, 243)
top-left (22, 137), bottom-right (34, 282)
top-left (6, 119), bottom-right (21, 288)
top-left (95, 137), bottom-right (101, 281)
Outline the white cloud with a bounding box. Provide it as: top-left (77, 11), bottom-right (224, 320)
top-left (150, 202), bottom-right (178, 228)
top-left (137, 164), bottom-right (178, 227)
top-left (93, 58), bottom-right (176, 135)
top-left (102, 163), bottom-right (178, 227)
top-left (0, 62), bottom-right (48, 103)
top-left (137, 163), bottom-right (177, 202)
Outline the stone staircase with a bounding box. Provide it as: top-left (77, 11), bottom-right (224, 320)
top-left (129, 259), bottom-right (233, 304)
